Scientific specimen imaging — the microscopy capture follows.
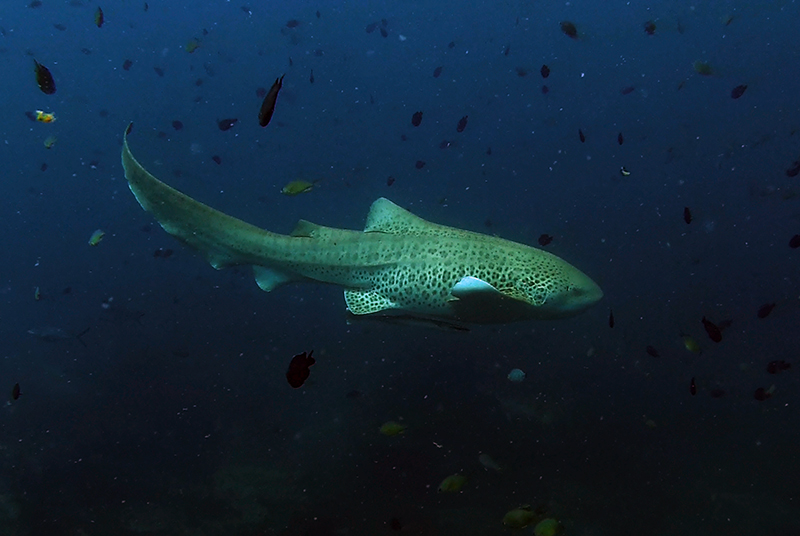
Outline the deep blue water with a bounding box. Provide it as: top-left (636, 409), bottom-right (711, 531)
top-left (2, 0), bottom-right (800, 534)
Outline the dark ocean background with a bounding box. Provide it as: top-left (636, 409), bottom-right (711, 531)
top-left (2, 0), bottom-right (800, 534)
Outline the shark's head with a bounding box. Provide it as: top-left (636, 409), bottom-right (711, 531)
top-left (512, 255), bottom-right (603, 319)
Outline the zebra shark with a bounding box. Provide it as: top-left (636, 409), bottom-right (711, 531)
top-left (121, 125), bottom-right (602, 329)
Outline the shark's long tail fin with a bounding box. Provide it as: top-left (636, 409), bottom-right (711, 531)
top-left (121, 123), bottom-right (276, 271)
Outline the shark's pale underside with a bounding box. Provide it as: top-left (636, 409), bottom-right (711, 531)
top-left (121, 125), bottom-right (602, 329)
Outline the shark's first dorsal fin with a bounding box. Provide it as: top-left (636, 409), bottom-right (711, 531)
top-left (364, 198), bottom-right (434, 234)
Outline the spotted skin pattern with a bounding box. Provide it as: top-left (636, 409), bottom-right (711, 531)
top-left (122, 128), bottom-right (602, 327)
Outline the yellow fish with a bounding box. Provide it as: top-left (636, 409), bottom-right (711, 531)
top-left (185, 38), bottom-right (201, 53)
top-left (502, 506), bottom-right (539, 528)
top-left (88, 229), bottom-right (105, 246)
top-left (35, 110), bottom-right (56, 123)
top-left (682, 334), bottom-right (701, 354)
top-left (533, 518), bottom-right (560, 536)
top-left (280, 180), bottom-right (317, 196)
top-left (437, 473), bottom-right (467, 493)
top-left (379, 421), bottom-right (407, 436)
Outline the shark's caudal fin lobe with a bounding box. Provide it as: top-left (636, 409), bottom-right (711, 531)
top-left (121, 126), bottom-right (296, 290)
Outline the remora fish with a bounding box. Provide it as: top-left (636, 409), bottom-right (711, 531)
top-left (121, 125), bottom-right (602, 328)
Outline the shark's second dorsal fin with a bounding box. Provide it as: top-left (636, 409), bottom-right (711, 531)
top-left (364, 198), bottom-right (434, 234)
top-left (291, 219), bottom-right (364, 242)
top-left (290, 219), bottom-right (323, 237)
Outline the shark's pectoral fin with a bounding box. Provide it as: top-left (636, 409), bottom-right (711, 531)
top-left (448, 276), bottom-right (531, 322)
top-left (344, 289), bottom-right (398, 315)
top-left (450, 276), bottom-right (502, 300)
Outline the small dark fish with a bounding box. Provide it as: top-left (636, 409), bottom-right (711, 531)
top-left (766, 360), bottom-right (791, 374)
top-left (218, 118), bottom-right (238, 131)
top-left (34, 59), bottom-right (56, 94)
top-left (690, 378), bottom-right (696, 396)
top-left (753, 387), bottom-right (772, 401)
top-left (62, 287), bottom-right (72, 294)
top-left (94, 7), bottom-right (104, 28)
top-left (162, 249), bottom-right (173, 258)
top-left (439, 140), bottom-right (451, 149)
top-left (541, 85), bottom-right (549, 94)
top-left (456, 115), bottom-right (468, 132)
top-left (643, 20), bottom-right (656, 35)
top-left (81, 47), bottom-right (92, 55)
top-left (645, 345), bottom-right (660, 358)
top-left (537, 234), bottom-right (553, 246)
top-left (144, 2), bottom-right (148, 11)
top-left (154, 66), bottom-right (165, 77)
top-left (241, 6), bottom-right (251, 14)
top-left (790, 234), bottom-right (800, 248)
top-left (617, 132), bottom-right (624, 145)
top-left (540, 64), bottom-right (550, 79)
top-left (400, 134), bottom-right (407, 141)
top-left (122, 59), bottom-right (133, 71)
top-left (381, 19), bottom-right (388, 27)
top-left (560, 21), bottom-right (578, 38)
top-left (515, 67), bottom-right (527, 77)
top-left (53, 23), bottom-right (67, 31)
top-left (415, 160), bottom-right (426, 169)
top-left (285, 19), bottom-right (300, 28)
top-left (757, 302), bottom-right (776, 319)
top-left (288, 57), bottom-right (293, 66)
top-left (286, 350), bottom-right (315, 388)
top-left (620, 86), bottom-right (635, 95)
top-left (25, 111), bottom-right (37, 122)
top-left (701, 316), bottom-right (722, 343)
top-left (40, 163), bottom-right (48, 171)
top-left (366, 21), bottom-right (378, 33)
top-left (433, 66), bottom-right (443, 78)
top-left (503, 44), bottom-right (510, 56)
top-left (608, 309), bottom-right (615, 328)
top-left (316, 10), bottom-right (321, 18)
top-left (380, 27), bottom-right (388, 38)
top-left (411, 111), bottom-right (423, 127)
top-left (448, 41), bottom-right (455, 48)
top-left (683, 207), bottom-right (692, 224)
top-left (172, 120), bottom-right (183, 131)
top-left (157, 131), bottom-right (167, 138)
top-left (709, 388), bottom-right (726, 398)
top-left (258, 74), bottom-right (284, 127)
top-left (386, 176), bottom-right (395, 186)
top-left (578, 129), bottom-right (585, 143)
top-left (313, 49), bottom-right (324, 57)
top-left (11, 383), bottom-right (21, 401)
top-left (486, 146), bottom-right (492, 155)
top-left (788, 161), bottom-right (800, 177)
top-left (211, 155), bottom-right (222, 165)
top-left (309, 69), bottom-right (314, 84)
top-left (29, 0), bottom-right (42, 7)
top-left (731, 84), bottom-right (747, 99)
